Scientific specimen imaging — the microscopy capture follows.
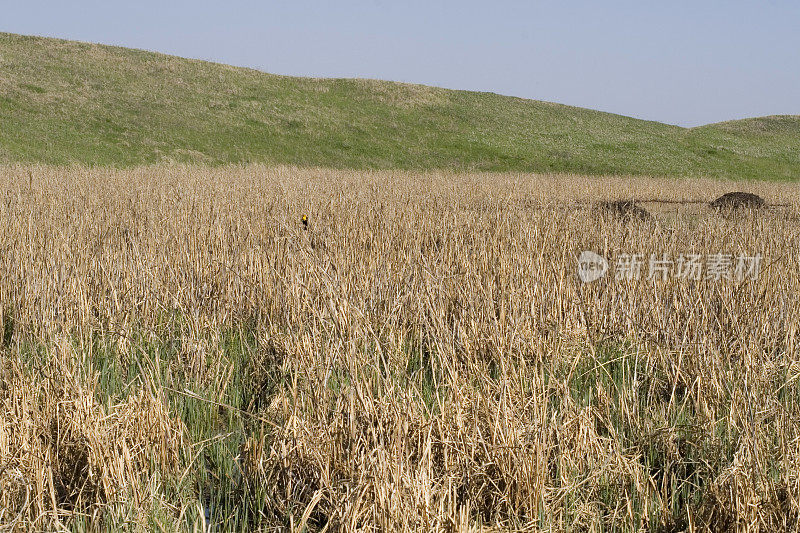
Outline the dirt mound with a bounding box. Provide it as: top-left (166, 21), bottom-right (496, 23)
top-left (709, 192), bottom-right (766, 210)
top-left (594, 200), bottom-right (652, 221)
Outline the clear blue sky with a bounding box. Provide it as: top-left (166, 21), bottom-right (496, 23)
top-left (2, 0), bottom-right (798, 127)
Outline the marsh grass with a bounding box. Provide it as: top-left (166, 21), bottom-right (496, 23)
top-left (1, 165), bottom-right (800, 531)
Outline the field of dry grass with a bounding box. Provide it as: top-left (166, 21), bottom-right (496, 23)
top-left (1, 165), bottom-right (799, 531)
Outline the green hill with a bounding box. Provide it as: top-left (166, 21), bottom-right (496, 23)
top-left (1, 32), bottom-right (798, 179)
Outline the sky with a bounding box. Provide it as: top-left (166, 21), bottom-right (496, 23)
top-left (2, 0), bottom-right (798, 127)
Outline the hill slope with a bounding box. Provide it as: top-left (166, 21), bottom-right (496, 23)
top-left (1, 32), bottom-right (798, 179)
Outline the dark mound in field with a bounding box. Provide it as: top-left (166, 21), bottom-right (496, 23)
top-left (709, 192), bottom-right (766, 210)
top-left (594, 200), bottom-right (652, 221)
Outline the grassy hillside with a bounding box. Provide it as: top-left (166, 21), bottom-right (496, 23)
top-left (1, 32), bottom-right (798, 179)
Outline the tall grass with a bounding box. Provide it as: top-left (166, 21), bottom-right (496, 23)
top-left (1, 165), bottom-right (799, 531)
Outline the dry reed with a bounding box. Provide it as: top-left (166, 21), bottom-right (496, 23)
top-left (1, 165), bottom-right (799, 531)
